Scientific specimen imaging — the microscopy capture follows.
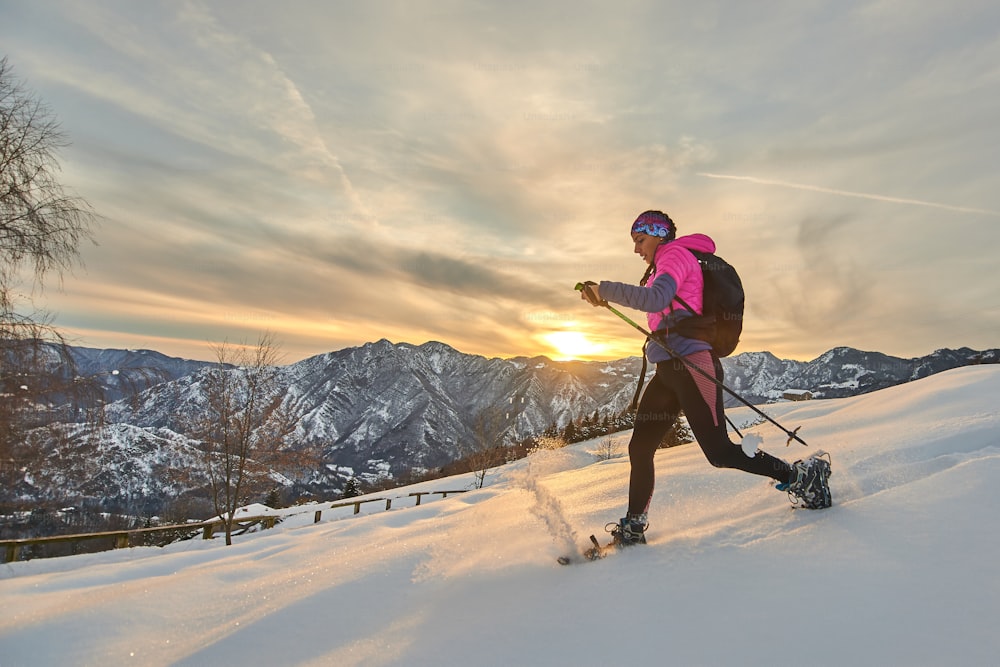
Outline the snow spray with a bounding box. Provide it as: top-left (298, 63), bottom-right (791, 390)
top-left (513, 454), bottom-right (580, 556)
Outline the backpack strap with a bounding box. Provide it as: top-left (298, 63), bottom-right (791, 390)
top-left (672, 294), bottom-right (697, 316)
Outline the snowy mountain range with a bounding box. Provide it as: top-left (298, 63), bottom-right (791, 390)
top-left (12, 341), bottom-right (998, 511)
top-left (64, 347), bottom-right (217, 404)
top-left (721, 345), bottom-right (998, 403)
top-left (96, 339), bottom-right (646, 494)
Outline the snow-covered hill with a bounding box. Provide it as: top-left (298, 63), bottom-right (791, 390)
top-left (3, 365), bottom-right (998, 665)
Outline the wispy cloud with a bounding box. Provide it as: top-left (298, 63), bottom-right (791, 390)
top-left (698, 172), bottom-right (1000, 217)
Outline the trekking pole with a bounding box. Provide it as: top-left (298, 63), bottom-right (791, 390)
top-left (575, 283), bottom-right (807, 447)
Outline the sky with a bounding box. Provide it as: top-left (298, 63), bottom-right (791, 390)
top-left (3, 365), bottom-right (999, 665)
top-left (2, 0), bottom-right (999, 363)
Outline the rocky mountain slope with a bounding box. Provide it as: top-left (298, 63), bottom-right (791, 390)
top-left (9, 341), bottom-right (996, 511)
top-left (723, 346), bottom-right (997, 403)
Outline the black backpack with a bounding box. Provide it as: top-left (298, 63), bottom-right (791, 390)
top-left (671, 249), bottom-right (744, 357)
top-left (629, 247), bottom-right (745, 411)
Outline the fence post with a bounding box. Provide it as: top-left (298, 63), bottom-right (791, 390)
top-left (1, 492), bottom-right (470, 564)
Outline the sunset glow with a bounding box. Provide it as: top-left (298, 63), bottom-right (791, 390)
top-left (543, 331), bottom-right (606, 361)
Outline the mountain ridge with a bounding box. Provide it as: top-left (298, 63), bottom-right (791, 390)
top-left (8, 341), bottom-right (997, 511)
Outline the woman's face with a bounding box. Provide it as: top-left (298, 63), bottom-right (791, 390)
top-left (632, 232), bottom-right (661, 265)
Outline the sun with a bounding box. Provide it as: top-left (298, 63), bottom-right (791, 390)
top-left (543, 331), bottom-right (604, 361)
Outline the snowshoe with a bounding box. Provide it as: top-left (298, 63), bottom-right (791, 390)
top-left (608, 514), bottom-right (648, 546)
top-left (559, 515), bottom-right (650, 564)
top-left (780, 451), bottom-right (832, 509)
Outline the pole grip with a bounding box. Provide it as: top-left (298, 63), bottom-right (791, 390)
top-left (576, 282), bottom-right (606, 306)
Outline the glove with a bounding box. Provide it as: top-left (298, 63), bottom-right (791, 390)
top-left (577, 281), bottom-right (606, 307)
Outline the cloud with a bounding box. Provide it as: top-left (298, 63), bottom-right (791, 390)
top-left (41, 3), bottom-right (371, 226)
top-left (698, 173), bottom-right (1000, 217)
top-left (5, 1), bottom-right (1000, 362)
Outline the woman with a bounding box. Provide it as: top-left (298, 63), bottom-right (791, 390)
top-left (581, 210), bottom-right (831, 546)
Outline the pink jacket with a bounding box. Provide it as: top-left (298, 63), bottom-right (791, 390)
top-left (646, 233), bottom-right (715, 331)
top-left (599, 233), bottom-right (716, 361)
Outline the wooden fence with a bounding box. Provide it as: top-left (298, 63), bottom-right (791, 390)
top-left (1, 489), bottom-right (468, 564)
top-left (311, 490), bottom-right (467, 523)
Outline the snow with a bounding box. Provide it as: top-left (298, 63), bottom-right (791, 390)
top-left (821, 363), bottom-right (871, 390)
top-left (3, 366), bottom-right (1000, 666)
top-left (740, 431), bottom-right (764, 457)
top-left (208, 503), bottom-right (278, 522)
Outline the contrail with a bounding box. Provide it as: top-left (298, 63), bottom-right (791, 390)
top-left (698, 172), bottom-right (1000, 217)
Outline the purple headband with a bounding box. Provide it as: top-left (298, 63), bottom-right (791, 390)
top-left (630, 211), bottom-right (675, 241)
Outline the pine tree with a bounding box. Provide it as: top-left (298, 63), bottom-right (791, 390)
top-left (264, 488), bottom-right (282, 509)
top-left (563, 420), bottom-right (579, 443)
top-left (342, 477), bottom-right (362, 499)
top-left (660, 412), bottom-right (693, 448)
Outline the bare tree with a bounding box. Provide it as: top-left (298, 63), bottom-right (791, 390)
top-left (185, 333), bottom-right (311, 545)
top-left (1, 56), bottom-right (98, 464)
top-left (594, 435), bottom-right (619, 461)
top-left (463, 405), bottom-right (511, 489)
top-left (1, 55), bottom-right (96, 315)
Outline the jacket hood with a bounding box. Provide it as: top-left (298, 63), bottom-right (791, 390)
top-left (670, 233), bottom-right (716, 254)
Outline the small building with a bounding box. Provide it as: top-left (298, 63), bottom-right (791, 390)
top-left (782, 389), bottom-right (814, 401)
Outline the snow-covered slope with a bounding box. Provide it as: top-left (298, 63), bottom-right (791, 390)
top-left (2, 365), bottom-right (998, 665)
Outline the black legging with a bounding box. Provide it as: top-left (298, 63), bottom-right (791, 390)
top-left (627, 353), bottom-right (792, 515)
